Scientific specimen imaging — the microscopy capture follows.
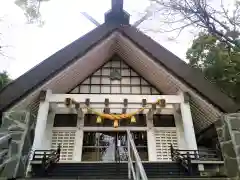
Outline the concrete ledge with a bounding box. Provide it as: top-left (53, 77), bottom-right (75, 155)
top-left (191, 160), bottom-right (224, 164)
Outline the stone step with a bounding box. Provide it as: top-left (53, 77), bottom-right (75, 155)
top-left (149, 178), bottom-right (229, 180)
top-left (17, 178), bottom-right (229, 180)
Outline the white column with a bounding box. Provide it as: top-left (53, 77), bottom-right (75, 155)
top-left (73, 109), bottom-right (84, 161)
top-left (44, 111), bottom-right (55, 149)
top-left (173, 106), bottom-right (186, 150)
top-left (147, 130), bottom-right (157, 161)
top-left (74, 130), bottom-right (83, 161)
top-left (147, 110), bottom-right (157, 161)
top-left (32, 89), bottom-right (51, 151)
top-left (179, 92), bottom-right (198, 150)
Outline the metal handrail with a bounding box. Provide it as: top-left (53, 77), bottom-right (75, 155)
top-left (170, 144), bottom-right (192, 175)
top-left (32, 149), bottom-right (58, 161)
top-left (127, 130), bottom-right (148, 180)
top-left (171, 145), bottom-right (222, 161)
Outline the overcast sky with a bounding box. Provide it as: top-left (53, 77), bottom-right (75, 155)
top-left (0, 0), bottom-right (219, 79)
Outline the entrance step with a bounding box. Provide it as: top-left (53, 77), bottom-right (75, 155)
top-left (31, 163), bottom-right (128, 179)
top-left (19, 178), bottom-right (229, 180)
top-left (143, 162), bottom-right (199, 178)
top-left (30, 162), bottom-right (223, 179)
top-left (148, 178), bottom-right (229, 180)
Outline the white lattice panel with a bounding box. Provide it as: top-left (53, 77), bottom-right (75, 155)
top-left (51, 130), bottom-right (76, 161)
top-left (155, 129), bottom-right (178, 161)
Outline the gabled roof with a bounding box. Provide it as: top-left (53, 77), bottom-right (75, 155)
top-left (0, 23), bottom-right (118, 112)
top-left (0, 21), bottom-right (239, 113)
top-left (120, 26), bottom-right (239, 113)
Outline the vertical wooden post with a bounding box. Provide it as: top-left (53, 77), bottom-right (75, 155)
top-left (180, 92), bottom-right (198, 151)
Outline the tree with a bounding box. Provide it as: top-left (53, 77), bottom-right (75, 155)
top-left (187, 32), bottom-right (240, 102)
top-left (149, 0), bottom-right (240, 48)
top-left (0, 72), bottom-right (11, 90)
top-left (15, 0), bottom-right (50, 25)
top-left (147, 0), bottom-right (240, 102)
top-left (0, 17), bottom-right (5, 56)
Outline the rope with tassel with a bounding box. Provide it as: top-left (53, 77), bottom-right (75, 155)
top-left (65, 98), bottom-right (166, 128)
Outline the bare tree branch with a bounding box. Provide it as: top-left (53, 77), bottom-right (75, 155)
top-left (148, 0), bottom-right (240, 48)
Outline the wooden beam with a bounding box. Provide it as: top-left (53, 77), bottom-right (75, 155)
top-left (85, 98), bottom-right (90, 106)
top-left (39, 90), bottom-right (47, 101)
top-left (49, 94), bottom-right (183, 104)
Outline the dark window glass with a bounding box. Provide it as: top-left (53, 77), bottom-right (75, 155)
top-left (84, 114), bottom-right (113, 127)
top-left (120, 114), bottom-right (147, 127)
top-left (131, 131), bottom-right (148, 146)
top-left (153, 114), bottom-right (175, 127)
top-left (53, 114), bottom-right (77, 127)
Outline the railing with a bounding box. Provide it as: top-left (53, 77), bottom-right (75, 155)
top-left (170, 144), bottom-right (223, 175)
top-left (127, 130), bottom-right (148, 180)
top-left (170, 145), bottom-right (193, 175)
top-left (0, 134), bottom-right (13, 170)
top-left (32, 150), bottom-right (57, 161)
top-left (32, 145), bottom-right (61, 171)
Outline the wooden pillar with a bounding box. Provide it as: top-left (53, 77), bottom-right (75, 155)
top-left (180, 92), bottom-right (197, 150)
top-left (74, 108), bottom-right (84, 161)
top-left (147, 108), bottom-right (157, 161)
top-left (32, 90), bottom-right (51, 152)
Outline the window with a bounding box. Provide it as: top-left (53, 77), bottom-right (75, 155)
top-left (121, 77), bottom-right (131, 84)
top-left (84, 114), bottom-right (113, 127)
top-left (102, 69), bottom-right (110, 76)
top-left (153, 114), bottom-right (175, 127)
top-left (122, 69), bottom-right (130, 76)
top-left (92, 77), bottom-right (100, 84)
top-left (71, 87), bottom-right (79, 93)
top-left (101, 86), bottom-right (110, 93)
top-left (142, 87), bottom-right (151, 94)
top-left (131, 77), bottom-right (140, 85)
top-left (91, 85), bottom-right (100, 93)
top-left (111, 86), bottom-right (120, 93)
top-left (132, 86), bottom-right (141, 94)
top-left (82, 78), bottom-right (90, 84)
top-left (70, 56), bottom-right (162, 95)
top-left (120, 114), bottom-right (147, 127)
top-left (122, 86), bottom-right (131, 93)
top-left (53, 114), bottom-right (78, 127)
top-left (80, 85), bottom-right (90, 93)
